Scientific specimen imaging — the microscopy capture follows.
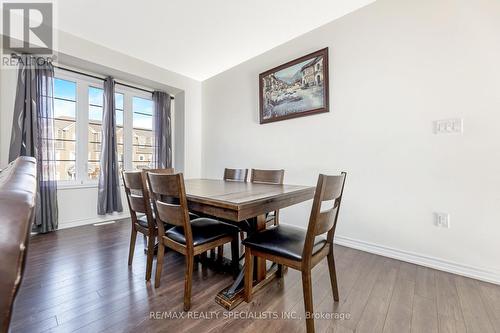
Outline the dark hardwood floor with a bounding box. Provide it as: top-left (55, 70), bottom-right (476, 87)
top-left (10, 220), bottom-right (500, 333)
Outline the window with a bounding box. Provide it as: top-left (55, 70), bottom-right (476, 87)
top-left (53, 78), bottom-right (77, 181)
top-left (132, 97), bottom-right (153, 170)
top-left (53, 69), bottom-right (161, 185)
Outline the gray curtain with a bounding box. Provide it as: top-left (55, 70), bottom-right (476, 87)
top-left (152, 91), bottom-right (172, 168)
top-left (97, 77), bottom-right (123, 215)
top-left (9, 55), bottom-right (58, 233)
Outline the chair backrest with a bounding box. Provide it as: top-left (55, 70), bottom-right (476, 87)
top-left (303, 173), bottom-right (347, 263)
top-left (146, 172), bottom-right (193, 248)
top-left (224, 168), bottom-right (248, 182)
top-left (141, 168), bottom-right (174, 192)
top-left (123, 171), bottom-right (155, 229)
top-left (250, 169), bottom-right (284, 185)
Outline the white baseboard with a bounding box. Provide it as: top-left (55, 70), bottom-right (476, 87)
top-left (58, 214), bottom-right (130, 230)
top-left (335, 235), bottom-right (500, 285)
top-left (55, 218), bottom-right (500, 285)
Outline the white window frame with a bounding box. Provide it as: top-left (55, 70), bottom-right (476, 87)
top-left (54, 68), bottom-right (165, 189)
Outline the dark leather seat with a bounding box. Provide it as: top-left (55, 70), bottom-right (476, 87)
top-left (242, 225), bottom-right (327, 261)
top-left (137, 212), bottom-right (199, 229)
top-left (189, 212), bottom-right (201, 221)
top-left (166, 218), bottom-right (239, 246)
top-left (137, 215), bottom-right (150, 229)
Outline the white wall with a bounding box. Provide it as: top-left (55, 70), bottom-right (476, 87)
top-left (0, 30), bottom-right (203, 228)
top-left (202, 0), bottom-right (500, 283)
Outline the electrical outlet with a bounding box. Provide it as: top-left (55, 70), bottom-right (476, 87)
top-left (434, 212), bottom-right (450, 228)
top-left (434, 118), bottom-right (463, 134)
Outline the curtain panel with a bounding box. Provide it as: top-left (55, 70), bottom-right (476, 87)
top-left (97, 77), bottom-right (123, 215)
top-left (9, 55), bottom-right (59, 233)
top-left (152, 91), bottom-right (172, 169)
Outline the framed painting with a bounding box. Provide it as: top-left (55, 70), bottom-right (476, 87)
top-left (259, 47), bottom-right (329, 124)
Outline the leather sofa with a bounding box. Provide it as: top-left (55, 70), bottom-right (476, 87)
top-left (0, 157), bottom-right (37, 333)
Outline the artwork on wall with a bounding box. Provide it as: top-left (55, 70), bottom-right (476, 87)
top-left (259, 47), bottom-right (329, 124)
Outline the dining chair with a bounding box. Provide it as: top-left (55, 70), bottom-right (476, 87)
top-left (223, 168), bottom-right (248, 182)
top-left (122, 168), bottom-right (173, 281)
top-left (250, 169), bottom-right (285, 227)
top-left (147, 172), bottom-right (240, 311)
top-left (243, 172), bottom-right (347, 333)
top-left (142, 168), bottom-right (200, 221)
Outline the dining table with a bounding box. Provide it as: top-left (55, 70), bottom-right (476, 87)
top-left (183, 178), bottom-right (315, 310)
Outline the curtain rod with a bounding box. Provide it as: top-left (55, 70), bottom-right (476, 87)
top-left (54, 65), bottom-right (174, 99)
top-left (9, 54), bottom-right (173, 99)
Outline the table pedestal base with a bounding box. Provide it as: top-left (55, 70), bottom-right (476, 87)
top-left (215, 264), bottom-right (281, 310)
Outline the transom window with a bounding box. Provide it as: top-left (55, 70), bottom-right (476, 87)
top-left (52, 69), bottom-right (164, 185)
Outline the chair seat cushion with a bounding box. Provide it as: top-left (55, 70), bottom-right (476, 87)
top-left (242, 225), bottom-right (327, 261)
top-left (165, 218), bottom-right (239, 246)
top-left (189, 212), bottom-right (200, 220)
top-left (137, 215), bottom-right (151, 228)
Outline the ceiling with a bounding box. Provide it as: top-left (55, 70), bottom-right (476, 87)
top-left (54, 0), bottom-right (374, 81)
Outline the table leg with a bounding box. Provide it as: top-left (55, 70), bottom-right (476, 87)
top-left (215, 214), bottom-right (284, 310)
top-left (255, 214), bottom-right (267, 282)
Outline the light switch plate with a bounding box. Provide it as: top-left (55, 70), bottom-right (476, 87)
top-left (434, 118), bottom-right (463, 134)
top-left (434, 212), bottom-right (450, 228)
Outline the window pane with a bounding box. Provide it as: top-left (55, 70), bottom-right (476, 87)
top-left (117, 145), bottom-right (124, 159)
top-left (89, 105), bottom-right (103, 123)
top-left (55, 161), bottom-right (76, 181)
top-left (133, 128), bottom-right (153, 170)
top-left (116, 92), bottom-right (123, 172)
top-left (116, 110), bottom-right (123, 127)
top-left (88, 87), bottom-right (103, 180)
top-left (88, 162), bottom-right (100, 180)
top-left (133, 96), bottom-right (153, 170)
top-left (132, 112), bottom-right (153, 130)
top-left (116, 92), bottom-right (124, 127)
top-left (133, 97), bottom-right (153, 116)
top-left (133, 128), bottom-right (153, 146)
top-left (89, 87), bottom-right (103, 106)
top-left (53, 78), bottom-right (77, 181)
top-left (115, 93), bottom-right (124, 110)
top-left (54, 78), bottom-right (76, 101)
top-left (88, 122), bottom-right (102, 180)
top-left (132, 163), bottom-right (151, 170)
top-left (54, 140), bottom-right (76, 155)
top-left (53, 139), bottom-right (76, 181)
top-left (54, 119), bottom-right (76, 140)
top-left (117, 143), bottom-right (124, 174)
top-left (54, 99), bottom-right (76, 119)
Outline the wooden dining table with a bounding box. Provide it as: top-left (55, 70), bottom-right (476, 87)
top-left (184, 178), bottom-right (315, 310)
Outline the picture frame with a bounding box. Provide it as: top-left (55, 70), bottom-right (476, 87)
top-left (259, 47), bottom-right (329, 124)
